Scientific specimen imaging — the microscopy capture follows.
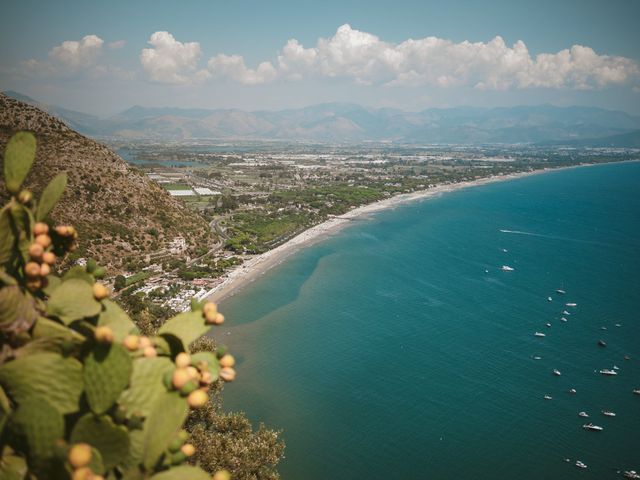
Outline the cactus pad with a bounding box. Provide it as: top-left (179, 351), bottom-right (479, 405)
top-left (118, 357), bottom-right (174, 418)
top-left (84, 343), bottom-right (133, 415)
top-left (158, 311), bottom-right (212, 352)
top-left (70, 413), bottom-right (130, 471)
top-left (3, 131), bottom-right (36, 194)
top-left (142, 391), bottom-right (189, 470)
top-left (36, 173), bottom-right (67, 221)
top-left (10, 398), bottom-right (64, 467)
top-left (150, 465), bottom-right (211, 479)
top-left (46, 278), bottom-right (101, 324)
top-left (0, 285), bottom-right (38, 333)
top-left (0, 452), bottom-right (28, 480)
top-left (0, 352), bottom-right (83, 414)
top-left (98, 299), bottom-right (136, 343)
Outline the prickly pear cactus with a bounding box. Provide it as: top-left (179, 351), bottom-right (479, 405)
top-left (0, 132), bottom-right (237, 479)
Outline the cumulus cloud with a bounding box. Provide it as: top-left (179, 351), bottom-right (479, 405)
top-left (49, 35), bottom-right (104, 68)
top-left (208, 54), bottom-right (277, 84)
top-left (272, 24), bottom-right (640, 90)
top-left (140, 31), bottom-right (206, 84)
top-left (108, 40), bottom-right (126, 50)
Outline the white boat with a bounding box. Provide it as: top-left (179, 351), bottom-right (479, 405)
top-left (578, 411), bottom-right (589, 417)
top-left (600, 369), bottom-right (617, 376)
top-left (532, 356), bottom-right (542, 360)
top-left (624, 471), bottom-right (640, 479)
top-left (502, 248), bottom-right (508, 253)
top-left (602, 410), bottom-right (616, 417)
top-left (534, 332), bottom-right (546, 337)
top-left (633, 389), bottom-right (640, 395)
top-left (582, 423), bottom-right (603, 431)
top-left (568, 388), bottom-right (577, 394)
top-left (544, 394), bottom-right (552, 400)
top-left (613, 365), bottom-right (620, 370)
top-left (501, 265), bottom-right (514, 271)
top-left (575, 460), bottom-right (587, 469)
top-left (556, 289), bottom-right (566, 294)
top-left (560, 317), bottom-right (568, 322)
top-left (566, 303), bottom-right (577, 307)
top-left (553, 369), bottom-right (562, 376)
top-left (547, 296), bottom-right (553, 302)
top-left (615, 323), bottom-right (621, 327)
top-left (545, 323), bottom-right (552, 328)
top-left (562, 310), bottom-right (571, 315)
top-left (601, 326), bottom-right (608, 330)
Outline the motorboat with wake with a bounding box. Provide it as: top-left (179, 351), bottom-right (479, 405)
top-left (602, 410), bottom-right (616, 417)
top-left (600, 369), bottom-right (617, 376)
top-left (582, 423), bottom-right (603, 431)
top-left (575, 460), bottom-right (587, 469)
top-left (534, 332), bottom-right (546, 337)
top-left (578, 411), bottom-right (589, 417)
top-left (553, 369), bottom-right (561, 376)
top-left (501, 265), bottom-right (514, 271)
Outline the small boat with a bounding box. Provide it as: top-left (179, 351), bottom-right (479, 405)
top-left (578, 411), bottom-right (589, 417)
top-left (562, 310), bottom-right (571, 315)
top-left (484, 269), bottom-right (489, 273)
top-left (502, 248), bottom-right (508, 253)
top-left (566, 303), bottom-right (577, 307)
top-left (575, 460), bottom-right (587, 469)
top-left (501, 265), bottom-right (514, 271)
top-left (553, 369), bottom-right (562, 376)
top-left (532, 356), bottom-right (542, 360)
top-left (613, 365), bottom-right (620, 370)
top-left (556, 289), bottom-right (566, 294)
top-left (561, 317), bottom-right (568, 322)
top-left (582, 423), bottom-right (603, 431)
top-left (601, 326), bottom-right (607, 330)
top-left (598, 340), bottom-right (607, 347)
top-left (600, 369), bottom-right (617, 376)
top-left (545, 323), bottom-right (552, 328)
top-left (615, 323), bottom-right (621, 327)
top-left (633, 389), bottom-right (640, 395)
top-left (568, 388), bottom-right (577, 394)
top-left (602, 410), bottom-right (616, 417)
top-left (625, 355), bottom-right (631, 361)
top-left (544, 395), bottom-right (552, 400)
top-left (547, 296), bottom-right (553, 302)
top-left (534, 332), bottom-right (546, 337)
top-left (624, 471), bottom-right (640, 479)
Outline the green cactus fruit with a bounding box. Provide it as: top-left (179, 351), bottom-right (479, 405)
top-left (113, 406), bottom-right (128, 424)
top-left (167, 436), bottom-right (183, 453)
top-left (157, 311), bottom-right (212, 353)
top-left (179, 380), bottom-right (198, 396)
top-left (142, 391), bottom-right (189, 470)
top-left (9, 398), bottom-right (64, 468)
top-left (70, 413), bottom-right (130, 471)
top-left (86, 258), bottom-right (97, 273)
top-left (84, 343), bottom-right (133, 415)
top-left (170, 451), bottom-right (186, 465)
top-left (0, 352), bottom-right (83, 414)
top-left (119, 357), bottom-right (174, 418)
top-left (46, 278), bottom-right (101, 325)
top-left (215, 345), bottom-right (228, 359)
top-left (92, 266), bottom-right (106, 279)
top-left (149, 465), bottom-right (212, 480)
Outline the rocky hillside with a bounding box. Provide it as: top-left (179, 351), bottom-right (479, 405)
top-left (0, 93), bottom-right (213, 273)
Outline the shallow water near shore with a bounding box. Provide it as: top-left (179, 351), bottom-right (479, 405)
top-left (219, 161), bottom-right (640, 480)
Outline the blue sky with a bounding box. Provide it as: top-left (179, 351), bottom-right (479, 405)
top-left (1, 0), bottom-right (639, 115)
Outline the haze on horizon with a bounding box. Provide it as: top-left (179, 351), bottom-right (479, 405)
top-left (1, 0), bottom-right (639, 116)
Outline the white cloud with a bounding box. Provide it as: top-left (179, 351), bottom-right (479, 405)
top-left (49, 35), bottom-right (104, 68)
top-left (108, 40), bottom-right (126, 50)
top-left (273, 24), bottom-right (639, 90)
top-left (140, 31), bottom-right (205, 84)
top-left (207, 54), bottom-right (277, 84)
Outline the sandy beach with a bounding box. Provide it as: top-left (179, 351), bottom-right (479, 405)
top-left (199, 167), bottom-right (559, 304)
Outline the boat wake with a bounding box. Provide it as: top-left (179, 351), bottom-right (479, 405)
top-left (499, 229), bottom-right (611, 246)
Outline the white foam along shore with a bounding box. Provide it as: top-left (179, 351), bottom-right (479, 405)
top-left (198, 167), bottom-right (564, 304)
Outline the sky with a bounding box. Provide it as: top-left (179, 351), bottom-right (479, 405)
top-left (1, 0), bottom-right (639, 116)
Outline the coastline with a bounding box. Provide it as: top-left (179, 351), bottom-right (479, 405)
top-left (198, 165), bottom-right (577, 304)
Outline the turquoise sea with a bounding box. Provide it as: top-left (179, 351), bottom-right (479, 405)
top-left (219, 161), bottom-right (640, 479)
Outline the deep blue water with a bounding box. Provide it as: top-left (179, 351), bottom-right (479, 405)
top-left (218, 162), bottom-right (640, 480)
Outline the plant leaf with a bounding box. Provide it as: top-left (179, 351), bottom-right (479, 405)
top-left (142, 391), bottom-right (188, 470)
top-left (158, 311), bottom-right (211, 352)
top-left (84, 343), bottom-right (133, 415)
top-left (70, 413), bottom-right (130, 471)
top-left (98, 299), bottom-right (136, 343)
top-left (36, 172), bottom-right (67, 221)
top-left (0, 207), bottom-right (15, 265)
top-left (118, 357), bottom-right (173, 418)
top-left (3, 131), bottom-right (36, 194)
top-left (150, 466), bottom-right (211, 480)
top-left (46, 278), bottom-right (101, 324)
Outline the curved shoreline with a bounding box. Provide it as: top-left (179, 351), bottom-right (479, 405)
top-left (199, 165), bottom-right (585, 304)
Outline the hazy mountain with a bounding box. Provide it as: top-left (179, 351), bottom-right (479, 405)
top-left (0, 93), bottom-right (213, 272)
top-left (5, 91), bottom-right (640, 144)
top-left (540, 129), bottom-right (640, 148)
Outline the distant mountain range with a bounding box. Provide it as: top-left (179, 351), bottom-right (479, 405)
top-left (5, 90), bottom-right (640, 145)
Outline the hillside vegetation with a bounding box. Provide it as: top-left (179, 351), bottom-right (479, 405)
top-left (0, 93), bottom-right (213, 273)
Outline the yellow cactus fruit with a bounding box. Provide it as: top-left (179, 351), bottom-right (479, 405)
top-left (28, 242), bottom-right (44, 260)
top-left (33, 222), bottom-right (49, 236)
top-left (18, 190), bottom-right (33, 204)
top-left (181, 443), bottom-right (196, 457)
top-left (122, 335), bottom-right (140, 351)
top-left (219, 367), bottom-right (236, 382)
top-left (213, 470), bottom-right (232, 480)
top-left (200, 371), bottom-right (213, 385)
top-left (68, 442), bottom-right (92, 468)
top-left (42, 251), bottom-right (56, 265)
top-left (186, 366), bottom-right (200, 381)
top-left (55, 225), bottom-right (70, 236)
top-left (24, 261), bottom-right (41, 278)
top-left (139, 336), bottom-right (152, 349)
top-left (203, 302), bottom-right (217, 315)
top-left (143, 346), bottom-right (157, 358)
top-left (71, 467), bottom-right (94, 480)
top-left (175, 352), bottom-right (191, 368)
top-left (94, 326), bottom-right (114, 343)
top-left (205, 312), bottom-right (225, 325)
top-left (219, 354), bottom-right (235, 368)
top-left (93, 476), bottom-right (105, 480)
top-left (187, 389), bottom-right (208, 408)
top-left (35, 234), bottom-right (52, 248)
top-left (39, 262), bottom-right (51, 277)
top-left (93, 283), bottom-right (109, 300)
top-left (172, 368), bottom-right (191, 390)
